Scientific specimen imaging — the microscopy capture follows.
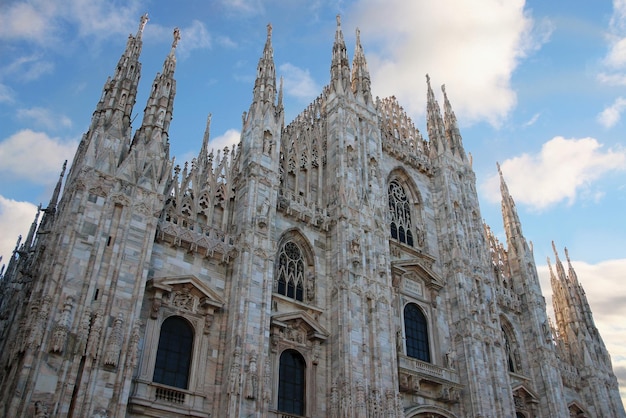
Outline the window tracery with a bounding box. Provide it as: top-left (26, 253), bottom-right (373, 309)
top-left (275, 241), bottom-right (311, 302)
top-left (388, 180), bottom-right (414, 246)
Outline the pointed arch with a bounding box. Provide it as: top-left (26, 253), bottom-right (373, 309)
top-left (387, 167), bottom-right (424, 248)
top-left (500, 316), bottom-right (522, 374)
top-left (274, 229), bottom-right (316, 303)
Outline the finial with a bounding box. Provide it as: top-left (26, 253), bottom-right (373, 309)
top-left (267, 23), bottom-right (272, 39)
top-left (172, 27), bottom-right (181, 49)
top-left (441, 84), bottom-right (446, 94)
top-left (337, 14), bottom-right (341, 27)
top-left (356, 27), bottom-right (361, 42)
top-left (564, 247), bottom-right (570, 263)
top-left (138, 13), bottom-right (149, 35)
top-left (551, 241), bottom-right (559, 258)
top-left (546, 256), bottom-right (554, 274)
top-left (426, 73), bottom-right (431, 84)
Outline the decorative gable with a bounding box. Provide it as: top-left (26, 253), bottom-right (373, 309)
top-left (147, 275), bottom-right (224, 334)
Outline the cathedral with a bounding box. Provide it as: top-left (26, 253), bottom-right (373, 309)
top-left (0, 14), bottom-right (624, 418)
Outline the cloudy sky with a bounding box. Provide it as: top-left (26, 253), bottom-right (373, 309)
top-left (1, 0), bottom-right (625, 405)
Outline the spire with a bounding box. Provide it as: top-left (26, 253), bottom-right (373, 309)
top-left (93, 13), bottom-right (146, 132)
top-left (133, 27), bottom-right (179, 150)
top-left (122, 27), bottom-right (179, 191)
top-left (24, 204), bottom-right (42, 250)
top-left (425, 74), bottom-right (445, 156)
top-left (39, 160), bottom-right (67, 232)
top-left (48, 160), bottom-right (67, 211)
top-left (197, 113), bottom-right (212, 172)
top-left (278, 76), bottom-right (284, 110)
top-left (564, 247), bottom-right (580, 285)
top-left (330, 15), bottom-right (351, 95)
top-left (441, 84), bottom-right (467, 160)
top-left (551, 241), bottom-right (568, 283)
top-left (498, 163), bottom-right (530, 258)
top-left (250, 23), bottom-right (277, 110)
top-left (351, 28), bottom-right (372, 104)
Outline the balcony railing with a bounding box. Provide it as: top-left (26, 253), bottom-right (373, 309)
top-left (155, 385), bottom-right (186, 404)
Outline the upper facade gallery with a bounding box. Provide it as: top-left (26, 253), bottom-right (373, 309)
top-left (0, 14), bottom-right (623, 418)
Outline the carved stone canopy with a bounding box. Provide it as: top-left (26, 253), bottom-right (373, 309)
top-left (567, 401), bottom-right (589, 418)
top-left (512, 384), bottom-right (539, 412)
top-left (271, 310), bottom-right (329, 343)
top-left (147, 275), bottom-right (225, 320)
top-left (392, 258), bottom-right (443, 292)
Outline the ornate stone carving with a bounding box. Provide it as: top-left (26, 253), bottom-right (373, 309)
top-left (87, 310), bottom-right (103, 359)
top-left (245, 351), bottom-right (258, 400)
top-left (228, 336), bottom-right (242, 395)
top-left (34, 400), bottom-right (49, 417)
top-left (103, 313), bottom-right (124, 367)
top-left (50, 296), bottom-right (74, 353)
top-left (125, 320), bottom-right (141, 369)
top-left (77, 308), bottom-right (91, 355)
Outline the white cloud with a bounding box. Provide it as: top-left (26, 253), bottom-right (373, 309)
top-left (0, 83), bottom-right (15, 103)
top-left (537, 257), bottom-right (626, 398)
top-left (0, 0), bottom-right (143, 46)
top-left (0, 196), bottom-right (39, 261)
top-left (208, 129), bottom-right (241, 156)
top-left (279, 63), bottom-right (320, 102)
top-left (220, 0), bottom-right (265, 15)
top-left (483, 136), bottom-right (626, 210)
top-left (1, 55), bottom-right (54, 82)
top-left (523, 112), bottom-right (540, 127)
top-left (0, 130), bottom-right (77, 183)
top-left (178, 20), bottom-right (212, 58)
top-left (0, 1), bottom-right (57, 44)
top-left (17, 107), bottom-right (72, 130)
top-left (598, 97), bottom-right (626, 128)
top-left (348, 0), bottom-right (550, 126)
top-left (599, 0), bottom-right (626, 85)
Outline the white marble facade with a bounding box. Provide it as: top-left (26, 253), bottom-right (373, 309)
top-left (0, 15), bottom-right (624, 418)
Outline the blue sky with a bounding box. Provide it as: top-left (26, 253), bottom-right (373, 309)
top-left (1, 0), bottom-right (625, 403)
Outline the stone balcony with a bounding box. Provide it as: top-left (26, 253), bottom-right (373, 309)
top-left (398, 354), bottom-right (459, 385)
top-left (128, 379), bottom-right (209, 418)
top-left (397, 354), bottom-right (462, 403)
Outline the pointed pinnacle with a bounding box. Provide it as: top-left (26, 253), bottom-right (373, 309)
top-left (171, 27), bottom-right (181, 51)
top-left (138, 13), bottom-right (149, 36)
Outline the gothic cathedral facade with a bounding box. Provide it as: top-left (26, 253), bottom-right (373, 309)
top-left (0, 15), bottom-right (623, 418)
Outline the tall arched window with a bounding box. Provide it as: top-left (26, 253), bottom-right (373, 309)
top-left (153, 316), bottom-right (194, 389)
top-left (404, 303), bottom-right (430, 362)
top-left (503, 327), bottom-right (518, 373)
top-left (278, 349), bottom-right (306, 415)
top-left (388, 180), bottom-right (414, 246)
top-left (275, 241), bottom-right (307, 302)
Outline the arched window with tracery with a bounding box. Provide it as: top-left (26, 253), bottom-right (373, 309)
top-left (503, 326), bottom-right (519, 373)
top-left (153, 316), bottom-right (194, 389)
top-left (278, 349), bottom-right (306, 415)
top-left (388, 180), bottom-right (414, 246)
top-left (275, 240), bottom-right (311, 302)
top-left (404, 303), bottom-right (430, 362)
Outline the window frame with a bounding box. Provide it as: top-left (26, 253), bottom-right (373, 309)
top-left (388, 179), bottom-right (417, 247)
top-left (403, 302), bottom-right (431, 363)
top-left (273, 235), bottom-right (316, 305)
top-left (277, 349), bottom-right (307, 416)
top-left (152, 315), bottom-right (194, 389)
